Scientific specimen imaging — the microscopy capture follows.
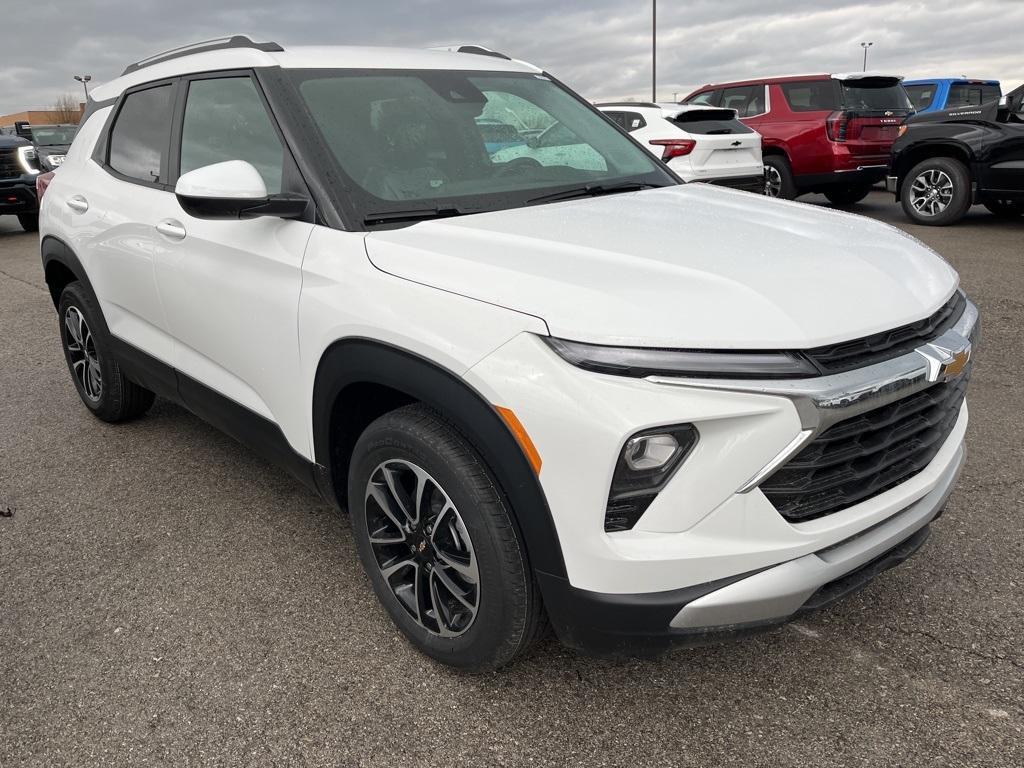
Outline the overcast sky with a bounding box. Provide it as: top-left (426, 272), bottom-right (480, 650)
top-left (2, 0), bottom-right (1021, 114)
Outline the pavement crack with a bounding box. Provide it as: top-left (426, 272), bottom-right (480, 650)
top-left (0, 266), bottom-right (46, 295)
top-left (886, 624), bottom-right (1024, 670)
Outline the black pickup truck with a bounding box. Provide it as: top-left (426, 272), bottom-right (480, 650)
top-left (0, 133), bottom-right (41, 231)
top-left (887, 93), bottom-right (1024, 225)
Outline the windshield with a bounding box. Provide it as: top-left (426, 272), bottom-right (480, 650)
top-left (31, 126), bottom-right (78, 146)
top-left (291, 69), bottom-right (673, 225)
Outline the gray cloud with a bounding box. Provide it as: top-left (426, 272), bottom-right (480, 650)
top-left (2, 0), bottom-right (1021, 114)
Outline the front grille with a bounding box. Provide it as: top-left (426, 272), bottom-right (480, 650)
top-left (761, 372), bottom-right (969, 522)
top-left (803, 292), bottom-right (967, 375)
top-left (0, 148), bottom-right (22, 179)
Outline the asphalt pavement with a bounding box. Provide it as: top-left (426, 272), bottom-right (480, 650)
top-left (1, 191), bottom-right (1021, 767)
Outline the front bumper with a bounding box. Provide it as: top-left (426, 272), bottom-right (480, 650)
top-left (539, 444), bottom-right (962, 654)
top-left (0, 178), bottom-right (39, 214)
top-left (466, 298), bottom-right (977, 654)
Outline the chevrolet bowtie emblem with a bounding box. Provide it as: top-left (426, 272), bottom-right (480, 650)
top-left (919, 340), bottom-right (972, 382)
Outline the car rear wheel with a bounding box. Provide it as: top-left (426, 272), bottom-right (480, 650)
top-left (824, 184), bottom-right (873, 207)
top-left (348, 404), bottom-right (546, 671)
top-left (763, 156), bottom-right (797, 200)
top-left (58, 282), bottom-right (155, 422)
top-left (18, 213), bottom-right (38, 232)
top-left (901, 157), bottom-right (972, 226)
top-left (983, 198), bottom-right (1024, 218)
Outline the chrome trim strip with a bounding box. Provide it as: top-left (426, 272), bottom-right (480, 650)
top-left (650, 298), bottom-right (977, 434)
top-left (650, 297), bottom-right (977, 490)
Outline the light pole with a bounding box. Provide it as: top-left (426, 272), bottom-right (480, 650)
top-left (73, 74), bottom-right (92, 100)
top-left (860, 42), bottom-right (873, 72)
top-left (651, 0), bottom-right (657, 102)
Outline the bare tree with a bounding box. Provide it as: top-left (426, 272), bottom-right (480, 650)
top-left (51, 93), bottom-right (82, 123)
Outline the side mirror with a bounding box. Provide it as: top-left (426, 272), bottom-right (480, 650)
top-left (175, 160), bottom-right (307, 220)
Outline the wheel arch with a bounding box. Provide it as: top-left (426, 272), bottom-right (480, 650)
top-left (893, 141), bottom-right (974, 196)
top-left (41, 236), bottom-right (98, 312)
top-left (312, 338), bottom-right (568, 580)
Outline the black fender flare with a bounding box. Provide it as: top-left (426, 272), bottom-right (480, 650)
top-left (312, 338), bottom-right (568, 580)
top-left (41, 235), bottom-right (100, 314)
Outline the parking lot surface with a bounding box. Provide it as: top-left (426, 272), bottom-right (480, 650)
top-left (1, 191), bottom-right (1021, 767)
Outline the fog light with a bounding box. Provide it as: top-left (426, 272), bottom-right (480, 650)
top-left (605, 424), bottom-right (698, 532)
top-left (623, 433), bottom-right (680, 471)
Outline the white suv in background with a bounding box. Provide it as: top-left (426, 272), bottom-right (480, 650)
top-left (597, 102), bottom-right (764, 191)
top-left (40, 37), bottom-right (976, 670)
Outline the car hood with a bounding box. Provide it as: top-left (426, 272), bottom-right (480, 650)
top-left (364, 185), bottom-right (959, 349)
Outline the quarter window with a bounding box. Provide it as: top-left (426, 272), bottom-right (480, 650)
top-left (686, 91), bottom-right (719, 106)
top-left (179, 77), bottom-right (285, 193)
top-left (781, 81), bottom-right (840, 112)
top-left (108, 84), bottom-right (174, 183)
top-left (904, 84), bottom-right (936, 111)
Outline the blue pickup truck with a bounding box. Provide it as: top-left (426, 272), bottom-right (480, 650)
top-left (903, 78), bottom-right (1001, 113)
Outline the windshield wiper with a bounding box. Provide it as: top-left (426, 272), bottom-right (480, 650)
top-left (525, 181), bottom-right (666, 206)
top-left (363, 206), bottom-right (467, 226)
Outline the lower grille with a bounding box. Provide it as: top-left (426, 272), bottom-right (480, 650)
top-left (761, 372), bottom-right (969, 522)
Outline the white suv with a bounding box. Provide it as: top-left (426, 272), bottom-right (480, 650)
top-left (40, 37), bottom-right (977, 670)
top-left (597, 102), bottom-right (764, 191)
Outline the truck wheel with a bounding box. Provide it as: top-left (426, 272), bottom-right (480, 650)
top-left (824, 184), bottom-right (873, 207)
top-left (58, 282), bottom-right (155, 422)
top-left (18, 213), bottom-right (38, 232)
top-left (901, 157), bottom-right (972, 226)
top-left (983, 199), bottom-right (1024, 218)
top-left (348, 404), bottom-right (546, 671)
top-left (764, 156), bottom-right (797, 200)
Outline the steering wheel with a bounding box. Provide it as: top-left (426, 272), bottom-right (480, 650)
top-left (496, 157), bottom-right (543, 176)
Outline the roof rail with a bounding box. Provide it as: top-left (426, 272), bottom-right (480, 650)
top-left (430, 44), bottom-right (512, 61)
top-left (121, 35), bottom-right (283, 76)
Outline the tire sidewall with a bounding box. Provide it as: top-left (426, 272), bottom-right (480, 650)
top-left (58, 283), bottom-right (122, 420)
top-left (348, 410), bottom-right (531, 670)
top-left (901, 157), bottom-right (971, 226)
top-left (764, 156), bottom-right (797, 200)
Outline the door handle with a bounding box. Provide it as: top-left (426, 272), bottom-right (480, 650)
top-left (66, 195), bottom-right (89, 214)
top-left (155, 219), bottom-right (187, 241)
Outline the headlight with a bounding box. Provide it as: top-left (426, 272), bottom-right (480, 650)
top-left (543, 337), bottom-right (818, 379)
top-left (42, 153), bottom-right (66, 169)
top-left (17, 146), bottom-right (40, 175)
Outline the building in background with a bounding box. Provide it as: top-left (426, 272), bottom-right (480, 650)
top-left (0, 103), bottom-right (85, 131)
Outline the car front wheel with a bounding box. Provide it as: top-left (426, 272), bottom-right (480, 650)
top-left (348, 404), bottom-right (546, 671)
top-left (900, 157), bottom-right (972, 226)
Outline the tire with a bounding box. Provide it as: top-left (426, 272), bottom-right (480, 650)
top-left (58, 282), bottom-right (155, 422)
top-left (348, 404), bottom-right (545, 670)
top-left (824, 184), bottom-right (873, 207)
top-left (983, 198), bottom-right (1024, 218)
top-left (18, 213), bottom-right (38, 232)
top-left (900, 157), bottom-right (972, 226)
top-left (764, 155), bottom-right (797, 200)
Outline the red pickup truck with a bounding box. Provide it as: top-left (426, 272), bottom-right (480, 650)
top-left (684, 73), bottom-right (912, 205)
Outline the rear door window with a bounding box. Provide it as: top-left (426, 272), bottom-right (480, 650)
top-left (781, 81), bottom-right (840, 112)
top-left (947, 83), bottom-right (1001, 107)
top-left (108, 84), bottom-right (174, 183)
top-left (719, 86), bottom-right (765, 117)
